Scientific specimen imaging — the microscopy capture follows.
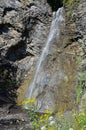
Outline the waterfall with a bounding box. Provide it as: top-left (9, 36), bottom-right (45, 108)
top-left (24, 7), bottom-right (65, 111)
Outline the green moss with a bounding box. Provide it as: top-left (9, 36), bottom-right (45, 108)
top-left (3, 69), bottom-right (8, 76)
top-left (76, 55), bottom-right (86, 104)
top-left (63, 0), bottom-right (80, 4)
top-left (76, 82), bottom-right (83, 104)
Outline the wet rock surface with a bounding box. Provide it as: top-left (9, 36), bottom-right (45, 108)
top-left (23, 0), bottom-right (86, 113)
top-left (24, 8), bottom-right (79, 112)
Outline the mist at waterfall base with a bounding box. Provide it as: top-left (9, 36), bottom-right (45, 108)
top-left (23, 7), bottom-right (66, 112)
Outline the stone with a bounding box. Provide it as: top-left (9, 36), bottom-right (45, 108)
top-left (0, 0), bottom-right (86, 129)
top-left (0, 0), bottom-right (52, 103)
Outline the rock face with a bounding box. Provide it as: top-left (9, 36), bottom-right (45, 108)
top-left (0, 105), bottom-right (33, 130)
top-left (21, 0), bottom-right (86, 113)
top-left (0, 0), bottom-right (86, 129)
top-left (0, 0), bottom-right (53, 103)
top-left (64, 0), bottom-right (86, 112)
top-left (24, 7), bottom-right (78, 112)
top-left (75, 0), bottom-right (86, 112)
top-left (0, 0), bottom-right (85, 113)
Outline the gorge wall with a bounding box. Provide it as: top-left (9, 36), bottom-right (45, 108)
top-left (0, 0), bottom-right (86, 129)
top-left (0, 0), bottom-right (86, 112)
top-left (0, 0), bottom-right (52, 103)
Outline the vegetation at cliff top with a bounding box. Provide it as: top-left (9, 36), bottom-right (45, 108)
top-left (63, 0), bottom-right (80, 4)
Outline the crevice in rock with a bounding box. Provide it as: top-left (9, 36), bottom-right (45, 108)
top-left (26, 3), bottom-right (36, 8)
top-left (0, 23), bottom-right (14, 35)
top-left (1, 16), bottom-right (37, 62)
top-left (0, 118), bottom-right (21, 125)
top-left (2, 7), bottom-right (15, 17)
top-left (0, 59), bottom-right (18, 104)
top-left (70, 35), bottom-right (83, 42)
top-left (0, 23), bottom-right (23, 36)
top-left (35, 17), bottom-right (47, 24)
top-left (47, 0), bottom-right (63, 11)
top-left (23, 16), bottom-right (37, 29)
top-left (64, 34), bottom-right (83, 48)
top-left (64, 42), bottom-right (73, 48)
top-left (5, 40), bottom-right (34, 62)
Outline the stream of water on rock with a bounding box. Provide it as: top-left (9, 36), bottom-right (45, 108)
top-left (24, 7), bottom-right (66, 111)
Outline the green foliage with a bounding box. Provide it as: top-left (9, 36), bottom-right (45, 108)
top-left (28, 108), bottom-right (86, 130)
top-left (76, 82), bottom-right (83, 104)
top-left (75, 53), bottom-right (86, 104)
top-left (77, 56), bottom-right (82, 64)
top-left (76, 69), bottom-right (86, 104)
top-left (78, 70), bottom-right (86, 82)
top-left (63, 0), bottom-right (80, 5)
top-left (22, 98), bottom-right (86, 130)
top-left (63, 0), bottom-right (80, 20)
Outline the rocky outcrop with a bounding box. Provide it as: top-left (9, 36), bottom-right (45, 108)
top-left (23, 7), bottom-right (79, 112)
top-left (21, 0), bottom-right (86, 113)
top-left (0, 0), bottom-right (85, 109)
top-left (0, 0), bottom-right (53, 103)
top-left (65, 0), bottom-right (86, 112)
top-left (24, 0), bottom-right (86, 113)
top-left (75, 0), bottom-right (86, 112)
top-left (0, 104), bottom-right (33, 130)
top-left (0, 0), bottom-right (86, 129)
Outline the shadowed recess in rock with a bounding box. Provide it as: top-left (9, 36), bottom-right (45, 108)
top-left (47, 0), bottom-right (63, 11)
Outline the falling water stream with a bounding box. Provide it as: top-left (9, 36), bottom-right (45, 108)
top-left (24, 7), bottom-right (66, 111)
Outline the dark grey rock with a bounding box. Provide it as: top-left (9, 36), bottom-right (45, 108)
top-left (0, 0), bottom-right (21, 8)
top-left (0, 0), bottom-right (52, 103)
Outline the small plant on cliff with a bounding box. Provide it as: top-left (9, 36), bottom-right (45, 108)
top-left (63, 0), bottom-right (81, 19)
top-left (63, 0), bottom-right (80, 4)
top-left (22, 98), bottom-right (86, 130)
top-left (76, 54), bottom-right (86, 104)
top-left (76, 70), bottom-right (86, 105)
